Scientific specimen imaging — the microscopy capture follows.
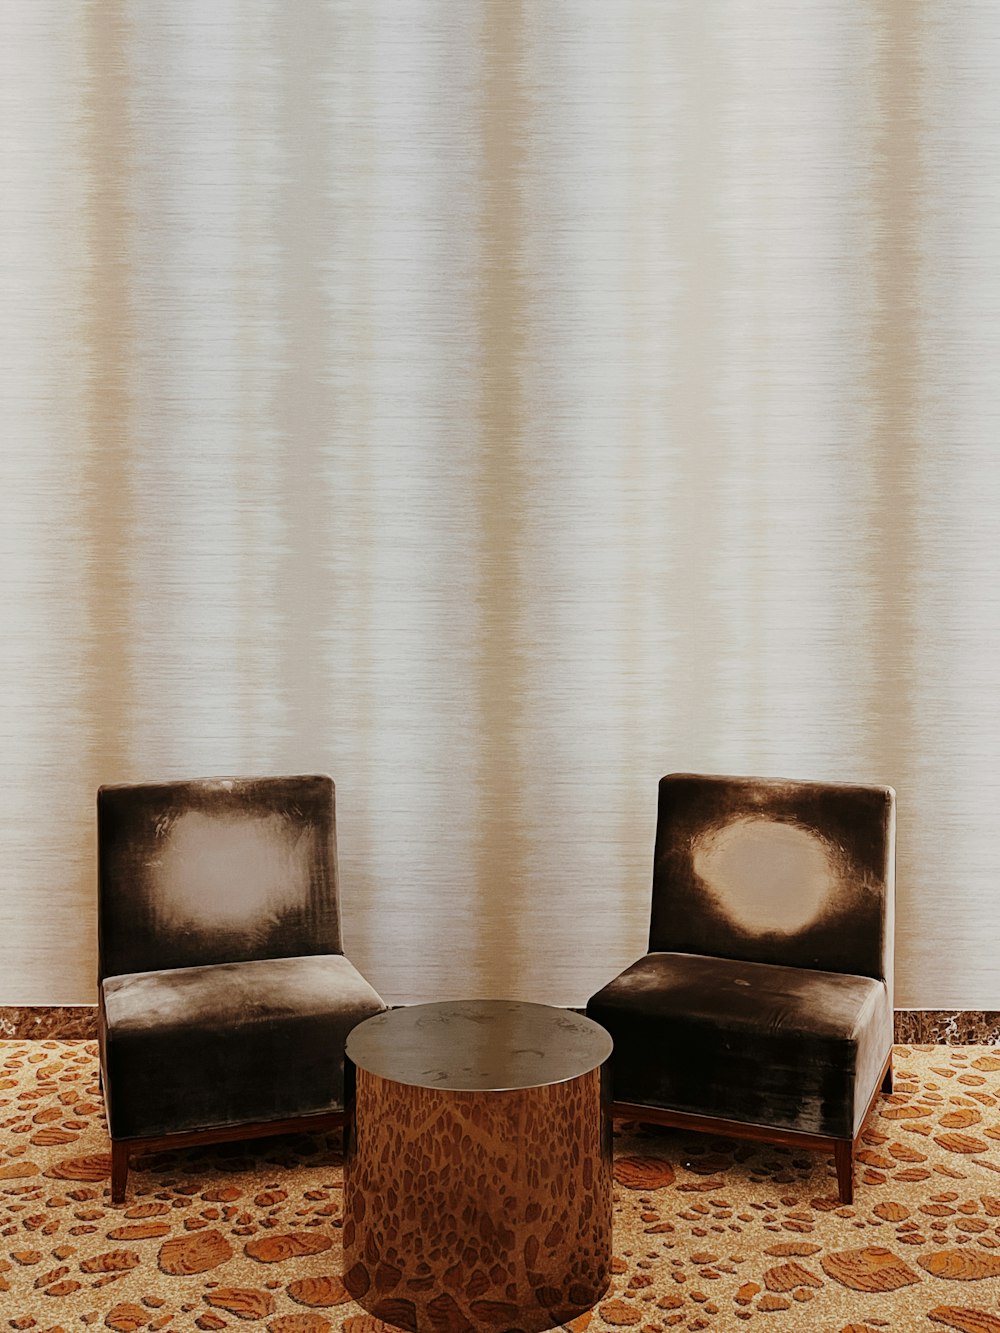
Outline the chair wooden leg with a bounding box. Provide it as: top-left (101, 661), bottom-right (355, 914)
top-left (833, 1140), bottom-right (854, 1205)
top-left (111, 1141), bottom-right (130, 1205)
top-left (882, 1058), bottom-right (894, 1094)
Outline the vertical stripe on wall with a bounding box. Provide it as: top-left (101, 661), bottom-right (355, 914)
top-left (473, 0), bottom-right (530, 997)
top-left (866, 0), bottom-right (925, 1001)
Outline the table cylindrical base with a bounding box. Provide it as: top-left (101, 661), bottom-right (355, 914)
top-left (344, 1063), bottom-right (611, 1333)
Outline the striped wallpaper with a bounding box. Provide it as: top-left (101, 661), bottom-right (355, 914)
top-left (3, 1), bottom-right (1000, 1007)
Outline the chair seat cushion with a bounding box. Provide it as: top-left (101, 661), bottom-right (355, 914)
top-left (586, 952), bottom-right (891, 1139)
top-left (101, 954), bottom-right (386, 1140)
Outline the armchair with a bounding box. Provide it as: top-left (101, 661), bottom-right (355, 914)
top-left (97, 774), bottom-right (386, 1203)
top-left (587, 772), bottom-right (895, 1204)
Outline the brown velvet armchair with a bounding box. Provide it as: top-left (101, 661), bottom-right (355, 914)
top-left (587, 773), bottom-right (895, 1204)
top-left (97, 774), bottom-right (386, 1203)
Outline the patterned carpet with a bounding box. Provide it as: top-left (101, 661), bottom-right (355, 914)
top-left (3, 1042), bottom-right (1000, 1332)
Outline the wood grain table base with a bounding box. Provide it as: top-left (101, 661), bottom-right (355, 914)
top-left (343, 1064), bottom-right (611, 1333)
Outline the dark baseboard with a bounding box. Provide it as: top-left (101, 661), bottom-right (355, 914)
top-left (0, 1005), bottom-right (99, 1040)
top-left (893, 1010), bottom-right (1000, 1045)
top-left (2, 1005), bottom-right (999, 1044)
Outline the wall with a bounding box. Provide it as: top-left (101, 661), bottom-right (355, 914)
top-left (3, 0), bottom-right (1000, 1009)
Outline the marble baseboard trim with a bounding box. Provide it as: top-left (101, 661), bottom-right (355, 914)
top-left (0, 1006), bottom-right (98, 1040)
top-left (894, 1010), bottom-right (1000, 1045)
top-left (2, 1005), bottom-right (999, 1045)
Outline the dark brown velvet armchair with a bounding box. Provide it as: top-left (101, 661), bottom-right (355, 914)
top-left (587, 773), bottom-right (895, 1204)
top-left (97, 774), bottom-right (386, 1203)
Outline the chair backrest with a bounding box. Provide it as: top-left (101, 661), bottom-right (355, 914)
top-left (648, 773), bottom-right (895, 984)
top-left (98, 774), bottom-right (342, 981)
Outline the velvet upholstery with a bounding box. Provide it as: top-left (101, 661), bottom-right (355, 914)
top-left (98, 775), bottom-right (342, 980)
top-left (587, 952), bottom-right (890, 1138)
top-left (96, 775), bottom-right (387, 1194)
top-left (647, 774), bottom-right (894, 986)
top-left (586, 772), bottom-right (895, 1201)
top-left (101, 954), bottom-right (385, 1139)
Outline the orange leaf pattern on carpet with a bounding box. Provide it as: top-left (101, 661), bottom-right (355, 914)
top-left (928, 1308), bottom-right (1000, 1333)
top-left (78, 1249), bottom-right (140, 1273)
top-left (271, 1315), bottom-right (335, 1333)
top-left (612, 1156), bottom-right (675, 1190)
top-left (761, 1258), bottom-right (823, 1290)
top-left (919, 1250), bottom-right (1000, 1280)
top-left (820, 1246), bottom-right (921, 1291)
top-left (44, 1153), bottom-right (112, 1180)
top-left (104, 1301), bottom-right (149, 1331)
top-left (597, 1298), bottom-right (642, 1324)
top-left (2, 1041), bottom-right (1000, 1332)
top-left (936, 1133), bottom-right (991, 1155)
top-left (245, 1231), bottom-right (334, 1263)
top-left (287, 1274), bottom-right (351, 1307)
top-left (158, 1229), bottom-right (234, 1274)
top-left (203, 1284), bottom-right (276, 1317)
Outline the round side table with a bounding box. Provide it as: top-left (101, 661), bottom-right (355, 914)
top-left (343, 999), bottom-right (613, 1333)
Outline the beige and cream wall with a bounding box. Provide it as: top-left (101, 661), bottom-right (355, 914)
top-left (3, 1), bottom-right (999, 1014)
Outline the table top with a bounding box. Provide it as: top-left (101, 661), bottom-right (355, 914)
top-left (345, 999), bottom-right (613, 1092)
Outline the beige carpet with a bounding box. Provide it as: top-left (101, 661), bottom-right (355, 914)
top-left (3, 1042), bottom-right (1000, 1333)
